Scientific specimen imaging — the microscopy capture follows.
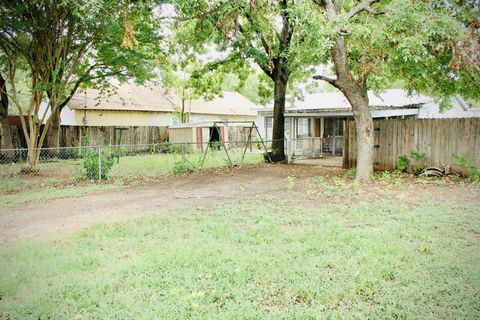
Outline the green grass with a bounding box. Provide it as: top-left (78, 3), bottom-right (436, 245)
top-left (0, 151), bottom-right (263, 208)
top-left (0, 198), bottom-right (478, 319)
top-left (0, 184), bottom-right (123, 209)
top-left (111, 151), bottom-right (262, 178)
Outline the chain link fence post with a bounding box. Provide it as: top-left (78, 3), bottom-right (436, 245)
top-left (98, 146), bottom-right (102, 180)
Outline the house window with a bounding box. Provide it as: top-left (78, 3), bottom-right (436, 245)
top-left (334, 118), bottom-right (344, 136)
top-left (296, 118), bottom-right (311, 138)
top-left (265, 117), bottom-right (273, 141)
top-left (324, 118), bottom-right (343, 137)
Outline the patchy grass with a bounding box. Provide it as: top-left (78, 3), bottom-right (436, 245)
top-left (0, 197), bottom-right (478, 319)
top-left (0, 151), bottom-right (263, 207)
top-left (111, 151), bottom-right (262, 178)
top-left (0, 184), bottom-right (123, 210)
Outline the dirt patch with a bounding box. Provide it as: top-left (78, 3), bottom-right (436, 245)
top-left (0, 164), bottom-right (337, 245)
top-left (0, 163), bottom-right (478, 246)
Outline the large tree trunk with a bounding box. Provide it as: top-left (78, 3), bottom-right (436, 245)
top-left (46, 107), bottom-right (61, 148)
top-left (344, 88), bottom-right (374, 181)
top-left (271, 74), bottom-right (287, 161)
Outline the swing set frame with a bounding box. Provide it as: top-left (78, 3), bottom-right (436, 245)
top-left (200, 121), bottom-right (272, 167)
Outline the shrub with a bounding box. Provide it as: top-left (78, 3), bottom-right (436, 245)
top-left (172, 157), bottom-right (199, 174)
top-left (345, 168), bottom-right (356, 179)
top-left (410, 151), bottom-right (427, 174)
top-left (396, 155), bottom-right (409, 172)
top-left (162, 143), bottom-right (182, 154)
top-left (453, 154), bottom-right (480, 182)
top-left (80, 148), bottom-right (116, 180)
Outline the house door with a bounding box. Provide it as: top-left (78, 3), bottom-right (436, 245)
top-left (314, 118), bottom-right (321, 137)
top-left (323, 118), bottom-right (344, 155)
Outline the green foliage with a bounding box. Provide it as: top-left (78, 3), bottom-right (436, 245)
top-left (410, 151), bottom-right (426, 161)
top-left (410, 151), bottom-right (427, 173)
top-left (453, 154), bottom-right (480, 182)
top-left (345, 168), bottom-right (357, 179)
top-left (379, 171), bottom-right (393, 181)
top-left (80, 148), bottom-right (116, 180)
top-left (172, 158), bottom-right (199, 174)
top-left (396, 155), bottom-right (410, 172)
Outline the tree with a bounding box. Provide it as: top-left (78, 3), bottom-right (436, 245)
top-left (42, 0), bottom-right (162, 149)
top-left (306, 0), bottom-right (479, 180)
top-left (0, 71), bottom-right (13, 149)
top-left (0, 0), bottom-right (162, 168)
top-left (160, 42), bottom-right (225, 124)
top-left (175, 0), bottom-right (300, 160)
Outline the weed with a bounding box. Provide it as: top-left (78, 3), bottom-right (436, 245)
top-left (345, 168), bottom-right (356, 179)
top-left (410, 151), bottom-right (427, 174)
top-left (286, 175), bottom-right (297, 191)
top-left (45, 178), bottom-right (60, 188)
top-left (172, 157), bottom-right (199, 174)
top-left (396, 155), bottom-right (409, 172)
top-left (379, 171), bottom-right (392, 181)
top-left (453, 154), bottom-right (480, 182)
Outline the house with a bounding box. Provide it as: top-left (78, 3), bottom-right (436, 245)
top-left (55, 84), bottom-right (257, 127)
top-left (256, 89), bottom-right (480, 157)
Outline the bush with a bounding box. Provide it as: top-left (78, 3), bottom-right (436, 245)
top-left (453, 154), bottom-right (480, 182)
top-left (410, 151), bottom-right (426, 174)
top-left (396, 155), bottom-right (410, 172)
top-left (172, 158), bottom-right (198, 174)
top-left (158, 142), bottom-right (182, 154)
top-left (80, 148), bottom-right (117, 180)
top-left (345, 168), bottom-right (356, 179)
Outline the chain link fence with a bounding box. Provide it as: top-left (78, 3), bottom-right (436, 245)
top-left (0, 137), bottom-right (340, 193)
top-left (0, 140), bottom-right (288, 193)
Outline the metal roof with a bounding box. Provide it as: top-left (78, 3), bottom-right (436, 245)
top-left (67, 84), bottom-right (257, 116)
top-left (257, 89), bottom-right (432, 115)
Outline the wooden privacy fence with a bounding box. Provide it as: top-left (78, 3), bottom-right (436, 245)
top-left (8, 125), bottom-right (169, 149)
top-left (343, 118), bottom-right (480, 172)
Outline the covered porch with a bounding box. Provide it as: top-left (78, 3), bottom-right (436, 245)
top-left (287, 116), bottom-right (345, 158)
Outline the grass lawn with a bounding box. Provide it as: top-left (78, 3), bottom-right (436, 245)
top-left (1, 197), bottom-right (478, 319)
top-left (0, 151), bottom-right (263, 208)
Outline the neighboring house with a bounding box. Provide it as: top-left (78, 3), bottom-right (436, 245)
top-left (51, 84), bottom-right (257, 127)
top-left (256, 89), bottom-right (480, 156)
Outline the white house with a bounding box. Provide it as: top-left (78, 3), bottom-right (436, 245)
top-left (256, 89), bottom-right (480, 155)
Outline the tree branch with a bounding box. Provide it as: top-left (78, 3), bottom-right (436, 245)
top-left (346, 0), bottom-right (383, 20)
top-left (312, 74), bottom-right (339, 87)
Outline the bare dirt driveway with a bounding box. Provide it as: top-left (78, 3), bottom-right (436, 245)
top-left (0, 164), bottom-right (339, 245)
top-left (2, 163), bottom-right (479, 246)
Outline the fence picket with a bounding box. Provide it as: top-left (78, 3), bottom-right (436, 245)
top-left (344, 118), bottom-right (480, 173)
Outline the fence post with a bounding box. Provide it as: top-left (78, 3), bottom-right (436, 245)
top-left (98, 146), bottom-right (102, 180)
top-left (286, 137), bottom-right (292, 163)
top-left (311, 137), bottom-right (315, 157)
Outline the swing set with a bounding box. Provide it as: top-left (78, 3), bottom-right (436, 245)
top-left (200, 121), bottom-right (272, 167)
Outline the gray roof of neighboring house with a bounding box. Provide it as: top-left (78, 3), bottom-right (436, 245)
top-left (67, 84), bottom-right (257, 117)
top-left (257, 89), bottom-right (432, 115)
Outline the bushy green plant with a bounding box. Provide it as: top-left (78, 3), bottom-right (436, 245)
top-left (210, 141), bottom-right (221, 151)
top-left (453, 154), bottom-right (480, 182)
top-left (396, 155), bottom-right (410, 172)
top-left (80, 148), bottom-right (116, 180)
top-left (379, 171), bottom-right (392, 181)
top-left (157, 142), bottom-right (180, 154)
top-left (172, 158), bottom-right (199, 174)
top-left (345, 168), bottom-right (356, 179)
top-left (410, 151), bottom-right (427, 174)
